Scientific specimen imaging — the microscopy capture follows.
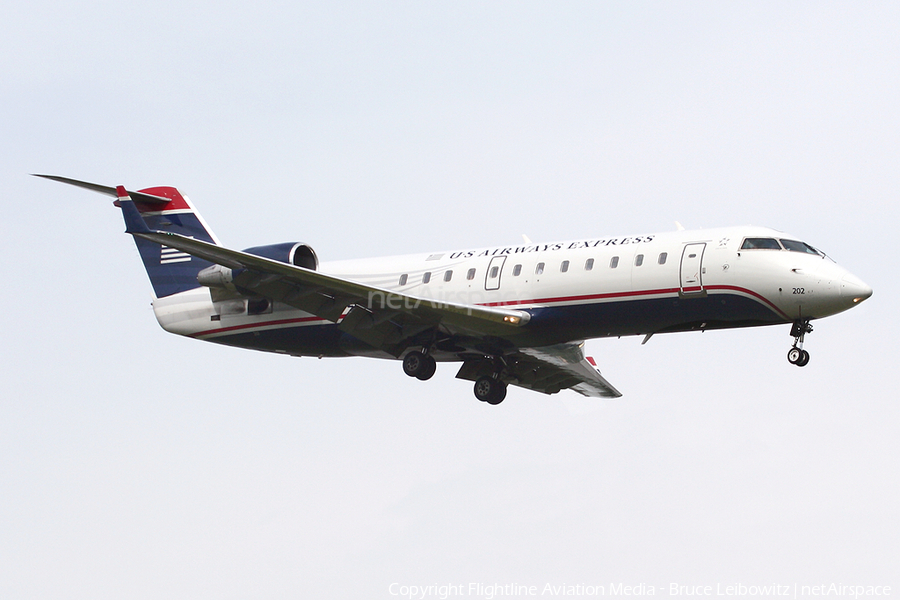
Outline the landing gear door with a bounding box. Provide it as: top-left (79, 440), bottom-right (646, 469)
top-left (680, 243), bottom-right (707, 297)
top-left (485, 256), bottom-right (507, 291)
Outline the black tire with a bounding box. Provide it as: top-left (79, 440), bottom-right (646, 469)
top-left (416, 355), bottom-right (437, 381)
top-left (474, 376), bottom-right (506, 404)
top-left (796, 350), bottom-right (810, 367)
top-left (486, 381), bottom-right (507, 405)
top-left (403, 351), bottom-right (427, 377)
top-left (474, 376), bottom-right (496, 402)
top-left (787, 348), bottom-right (802, 365)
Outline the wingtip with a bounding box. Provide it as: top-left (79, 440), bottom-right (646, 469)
top-left (31, 173), bottom-right (63, 182)
top-left (31, 174), bottom-right (120, 197)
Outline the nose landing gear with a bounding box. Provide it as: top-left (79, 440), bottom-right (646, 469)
top-left (787, 320), bottom-right (813, 367)
top-left (787, 346), bottom-right (810, 367)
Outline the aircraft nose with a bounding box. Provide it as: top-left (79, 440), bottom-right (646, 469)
top-left (841, 273), bottom-right (873, 304)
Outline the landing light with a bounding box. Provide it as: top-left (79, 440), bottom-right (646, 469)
top-left (504, 315), bottom-right (521, 324)
top-left (853, 297), bottom-right (866, 304)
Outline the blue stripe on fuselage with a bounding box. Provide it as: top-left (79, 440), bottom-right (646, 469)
top-left (195, 291), bottom-right (787, 357)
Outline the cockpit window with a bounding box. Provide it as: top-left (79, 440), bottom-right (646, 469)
top-left (779, 239), bottom-right (822, 256)
top-left (741, 237), bottom-right (782, 250)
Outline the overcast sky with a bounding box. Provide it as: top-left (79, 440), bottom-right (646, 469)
top-left (2, 2), bottom-right (897, 599)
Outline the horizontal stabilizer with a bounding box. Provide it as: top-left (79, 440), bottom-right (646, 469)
top-left (32, 174), bottom-right (171, 205)
top-left (38, 174), bottom-right (220, 298)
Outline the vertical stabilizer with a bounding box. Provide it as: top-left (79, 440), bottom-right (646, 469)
top-left (35, 175), bottom-right (222, 298)
top-left (117, 185), bottom-right (220, 298)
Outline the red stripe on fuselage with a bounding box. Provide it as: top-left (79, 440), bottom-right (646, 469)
top-left (190, 315), bottom-right (328, 338)
top-left (186, 284), bottom-right (788, 339)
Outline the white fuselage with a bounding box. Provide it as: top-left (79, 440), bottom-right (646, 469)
top-left (151, 225), bottom-right (871, 359)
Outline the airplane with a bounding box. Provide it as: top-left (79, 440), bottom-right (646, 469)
top-left (36, 174), bottom-right (873, 404)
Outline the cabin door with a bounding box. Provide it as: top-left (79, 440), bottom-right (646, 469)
top-left (679, 243), bottom-right (707, 296)
top-left (484, 256), bottom-right (507, 291)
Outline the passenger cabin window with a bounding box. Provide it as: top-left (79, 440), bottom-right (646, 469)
top-left (585, 258), bottom-right (594, 271)
top-left (560, 260), bottom-right (569, 273)
top-left (423, 272), bottom-right (431, 284)
top-left (513, 264), bottom-right (522, 276)
top-left (399, 274), bottom-right (408, 286)
top-left (780, 239), bottom-right (822, 255)
top-left (444, 270), bottom-right (453, 282)
top-left (467, 268), bottom-right (476, 280)
top-left (635, 254), bottom-right (644, 267)
top-left (610, 256), bottom-right (619, 269)
top-left (741, 237), bottom-right (781, 250)
top-left (535, 262), bottom-right (545, 275)
top-left (658, 252), bottom-right (667, 265)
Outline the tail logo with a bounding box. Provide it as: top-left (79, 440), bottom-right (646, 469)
top-left (160, 245), bottom-right (192, 264)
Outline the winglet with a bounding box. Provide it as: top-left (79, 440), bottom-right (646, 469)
top-left (115, 185), bottom-right (153, 234)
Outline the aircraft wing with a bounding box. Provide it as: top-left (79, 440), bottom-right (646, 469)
top-left (457, 343), bottom-right (623, 398)
top-left (41, 175), bottom-right (621, 398)
top-left (517, 344), bottom-right (622, 397)
top-left (108, 185), bottom-right (530, 353)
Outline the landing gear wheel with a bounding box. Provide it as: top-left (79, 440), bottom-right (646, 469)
top-left (415, 355), bottom-right (437, 380)
top-left (474, 376), bottom-right (507, 404)
top-left (403, 351), bottom-right (428, 378)
top-left (787, 320), bottom-right (814, 367)
top-left (787, 347), bottom-right (811, 367)
top-left (487, 381), bottom-right (507, 405)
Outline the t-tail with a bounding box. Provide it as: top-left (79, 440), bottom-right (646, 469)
top-left (34, 175), bottom-right (219, 298)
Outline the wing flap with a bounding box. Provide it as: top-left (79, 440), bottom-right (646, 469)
top-left (518, 344), bottom-right (622, 398)
top-left (455, 343), bottom-right (622, 398)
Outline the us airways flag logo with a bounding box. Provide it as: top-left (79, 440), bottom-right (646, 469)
top-left (160, 245), bottom-right (192, 264)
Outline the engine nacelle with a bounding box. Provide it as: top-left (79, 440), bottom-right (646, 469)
top-left (242, 242), bottom-right (318, 270)
top-left (197, 263), bottom-right (235, 289)
top-left (197, 242), bottom-right (318, 290)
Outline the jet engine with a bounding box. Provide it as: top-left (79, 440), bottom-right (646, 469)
top-left (197, 242), bottom-right (318, 291)
top-left (242, 242), bottom-right (318, 270)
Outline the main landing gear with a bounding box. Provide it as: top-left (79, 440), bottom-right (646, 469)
top-left (402, 350), bottom-right (437, 381)
top-left (787, 320), bottom-right (813, 367)
top-left (402, 349), bottom-right (509, 405)
top-left (473, 375), bottom-right (507, 405)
